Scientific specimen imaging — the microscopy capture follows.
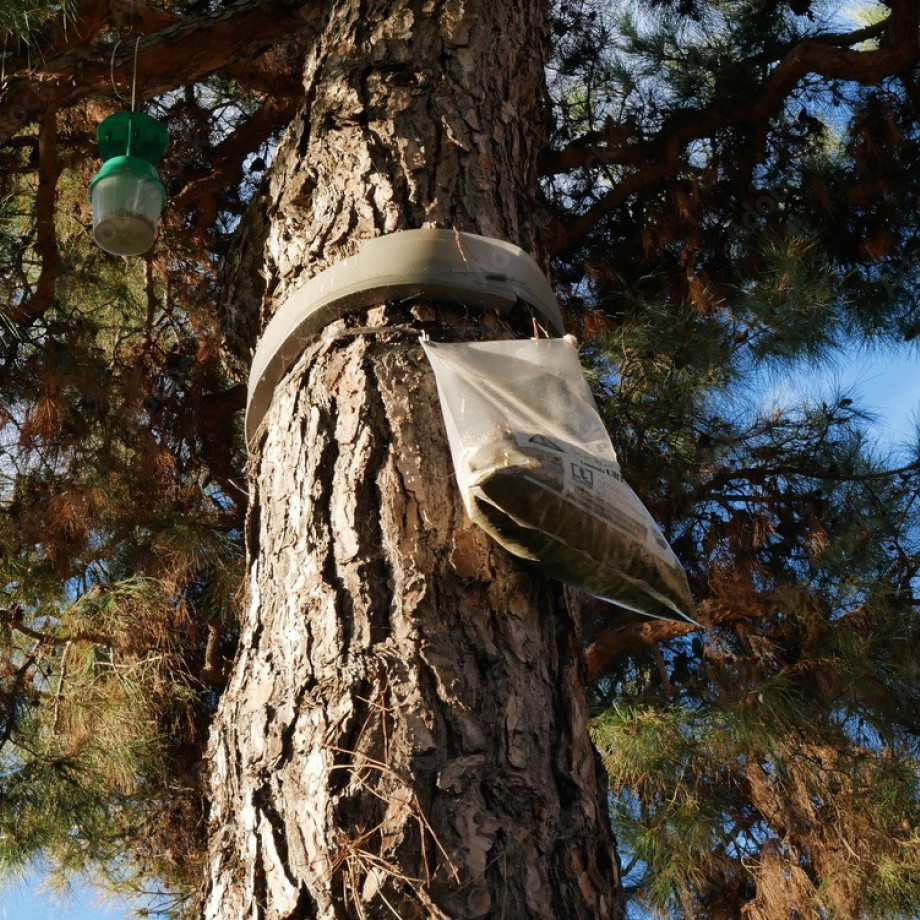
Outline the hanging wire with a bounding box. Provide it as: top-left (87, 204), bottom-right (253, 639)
top-left (109, 27), bottom-right (140, 109)
top-left (108, 10), bottom-right (142, 157)
top-left (110, 38), bottom-right (126, 103)
top-left (129, 0), bottom-right (139, 111)
top-left (130, 35), bottom-right (140, 111)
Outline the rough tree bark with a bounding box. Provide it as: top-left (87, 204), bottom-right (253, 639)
top-left (204, 1), bottom-right (624, 918)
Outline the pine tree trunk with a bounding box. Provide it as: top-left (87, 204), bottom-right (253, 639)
top-left (204, 2), bottom-right (624, 918)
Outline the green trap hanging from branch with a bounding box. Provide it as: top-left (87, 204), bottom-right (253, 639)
top-left (89, 111), bottom-right (168, 257)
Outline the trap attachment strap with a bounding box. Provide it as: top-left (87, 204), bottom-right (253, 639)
top-left (245, 229), bottom-right (566, 446)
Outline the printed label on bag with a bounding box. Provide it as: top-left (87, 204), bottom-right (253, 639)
top-left (513, 433), bottom-right (652, 543)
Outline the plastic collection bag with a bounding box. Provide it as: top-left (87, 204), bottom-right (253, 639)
top-left (422, 336), bottom-right (696, 623)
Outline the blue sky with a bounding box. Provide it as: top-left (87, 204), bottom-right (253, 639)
top-left (1, 874), bottom-right (132, 920)
top-left (846, 350), bottom-right (920, 445)
top-left (759, 346), bottom-right (920, 452)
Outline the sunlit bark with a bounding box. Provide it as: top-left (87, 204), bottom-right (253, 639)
top-left (203, 1), bottom-right (624, 917)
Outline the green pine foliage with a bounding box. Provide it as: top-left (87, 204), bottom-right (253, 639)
top-left (0, 1), bottom-right (76, 46)
top-left (0, 12), bottom-right (250, 912)
top-left (589, 336), bottom-right (920, 918)
top-left (551, 3), bottom-right (920, 918)
top-left (0, 571), bottom-right (238, 906)
top-left (582, 228), bottom-right (920, 917)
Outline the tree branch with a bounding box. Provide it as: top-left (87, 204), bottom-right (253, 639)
top-left (545, 1), bottom-right (920, 254)
top-left (584, 600), bottom-right (773, 680)
top-left (0, 0), bottom-right (112, 72)
top-left (0, 0), bottom-right (323, 143)
top-left (546, 160), bottom-right (676, 257)
top-left (585, 617), bottom-right (697, 680)
top-left (8, 110), bottom-right (60, 328)
top-left (109, 0), bottom-right (182, 34)
top-left (172, 96), bottom-right (299, 226)
top-left (1, 607), bottom-right (110, 648)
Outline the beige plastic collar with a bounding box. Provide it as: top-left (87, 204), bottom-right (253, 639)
top-left (245, 229), bottom-right (565, 445)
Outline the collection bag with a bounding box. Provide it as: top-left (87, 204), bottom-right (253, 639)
top-left (422, 337), bottom-right (696, 622)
